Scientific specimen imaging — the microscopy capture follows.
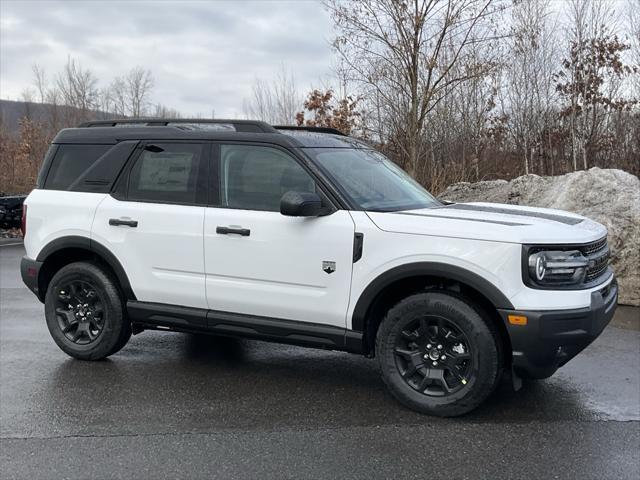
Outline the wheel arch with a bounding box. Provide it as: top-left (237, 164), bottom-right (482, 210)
top-left (35, 235), bottom-right (136, 302)
top-left (351, 262), bottom-right (514, 357)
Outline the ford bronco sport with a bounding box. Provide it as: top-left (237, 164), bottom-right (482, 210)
top-left (20, 119), bottom-right (617, 416)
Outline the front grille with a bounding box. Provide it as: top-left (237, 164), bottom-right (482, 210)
top-left (585, 257), bottom-right (609, 282)
top-left (581, 237), bottom-right (607, 256)
top-left (580, 237), bottom-right (610, 283)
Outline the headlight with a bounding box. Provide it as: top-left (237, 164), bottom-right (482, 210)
top-left (527, 250), bottom-right (589, 286)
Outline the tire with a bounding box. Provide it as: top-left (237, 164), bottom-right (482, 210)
top-left (376, 291), bottom-right (501, 417)
top-left (44, 261), bottom-right (131, 360)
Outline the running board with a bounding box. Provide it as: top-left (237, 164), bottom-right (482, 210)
top-left (127, 301), bottom-right (363, 354)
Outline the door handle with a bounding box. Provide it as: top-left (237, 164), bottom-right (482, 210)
top-left (216, 226), bottom-right (250, 236)
top-left (109, 218), bottom-right (138, 227)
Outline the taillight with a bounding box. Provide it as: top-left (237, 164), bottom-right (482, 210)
top-left (20, 204), bottom-right (27, 237)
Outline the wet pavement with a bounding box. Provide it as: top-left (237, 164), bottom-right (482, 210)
top-left (1, 242), bottom-right (639, 479)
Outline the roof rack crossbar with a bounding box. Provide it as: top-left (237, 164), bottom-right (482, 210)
top-left (273, 125), bottom-right (345, 136)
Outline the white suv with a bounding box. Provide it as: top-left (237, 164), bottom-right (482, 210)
top-left (20, 119), bottom-right (617, 416)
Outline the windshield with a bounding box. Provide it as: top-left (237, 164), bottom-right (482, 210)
top-left (305, 148), bottom-right (441, 211)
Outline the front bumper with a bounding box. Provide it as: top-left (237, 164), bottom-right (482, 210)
top-left (499, 276), bottom-right (618, 379)
top-left (21, 256), bottom-right (44, 301)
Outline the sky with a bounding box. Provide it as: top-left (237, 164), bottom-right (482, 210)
top-left (0, 0), bottom-right (335, 117)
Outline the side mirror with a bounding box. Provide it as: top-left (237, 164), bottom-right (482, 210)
top-left (280, 191), bottom-right (325, 217)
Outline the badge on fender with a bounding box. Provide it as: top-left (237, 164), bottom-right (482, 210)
top-left (322, 261), bottom-right (336, 274)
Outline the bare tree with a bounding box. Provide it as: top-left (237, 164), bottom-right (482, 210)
top-left (628, 0), bottom-right (640, 167)
top-left (504, 0), bottom-right (559, 175)
top-left (628, 0), bottom-right (640, 99)
top-left (243, 65), bottom-right (302, 124)
top-left (325, 0), bottom-right (505, 178)
top-left (44, 86), bottom-right (61, 132)
top-left (451, 41), bottom-right (501, 179)
top-left (126, 67), bottom-right (154, 117)
top-left (153, 104), bottom-right (182, 118)
top-left (108, 76), bottom-right (129, 117)
top-left (557, 0), bottom-right (637, 170)
top-left (56, 57), bottom-right (99, 122)
top-left (19, 88), bottom-right (36, 119)
top-left (106, 67), bottom-right (153, 117)
top-left (243, 78), bottom-right (275, 122)
top-left (19, 88), bottom-right (35, 104)
top-left (96, 87), bottom-right (114, 119)
top-left (32, 65), bottom-right (47, 104)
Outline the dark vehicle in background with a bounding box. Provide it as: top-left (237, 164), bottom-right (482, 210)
top-left (0, 194), bottom-right (26, 229)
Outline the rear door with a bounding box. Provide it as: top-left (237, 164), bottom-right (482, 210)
top-left (92, 142), bottom-right (209, 309)
top-left (203, 143), bottom-right (355, 328)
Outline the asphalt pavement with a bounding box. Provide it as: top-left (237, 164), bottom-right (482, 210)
top-left (1, 242), bottom-right (639, 479)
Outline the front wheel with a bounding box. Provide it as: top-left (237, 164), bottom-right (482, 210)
top-left (376, 291), bottom-right (501, 417)
top-left (44, 261), bottom-right (131, 360)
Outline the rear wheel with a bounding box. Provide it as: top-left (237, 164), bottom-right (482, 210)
top-left (376, 291), bottom-right (501, 417)
top-left (45, 262), bottom-right (131, 360)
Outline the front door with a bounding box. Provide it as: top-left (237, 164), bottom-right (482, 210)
top-left (204, 144), bottom-right (355, 328)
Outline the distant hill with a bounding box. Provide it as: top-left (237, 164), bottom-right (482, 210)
top-left (0, 99), bottom-right (114, 134)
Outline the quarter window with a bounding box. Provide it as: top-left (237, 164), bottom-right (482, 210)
top-left (128, 143), bottom-right (206, 204)
top-left (44, 144), bottom-right (110, 190)
top-left (219, 144), bottom-right (315, 212)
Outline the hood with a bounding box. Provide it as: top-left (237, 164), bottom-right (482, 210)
top-left (366, 202), bottom-right (607, 245)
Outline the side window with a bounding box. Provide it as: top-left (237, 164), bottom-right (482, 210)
top-left (219, 144), bottom-right (315, 212)
top-left (44, 144), bottom-right (110, 190)
top-left (127, 143), bottom-right (206, 204)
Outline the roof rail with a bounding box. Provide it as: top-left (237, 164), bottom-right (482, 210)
top-left (77, 119), bottom-right (278, 133)
top-left (273, 125), bottom-right (346, 136)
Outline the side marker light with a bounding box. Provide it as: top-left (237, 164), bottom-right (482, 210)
top-left (508, 315), bottom-right (528, 326)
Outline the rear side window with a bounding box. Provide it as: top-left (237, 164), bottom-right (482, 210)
top-left (127, 143), bottom-right (207, 205)
top-left (44, 144), bottom-right (110, 190)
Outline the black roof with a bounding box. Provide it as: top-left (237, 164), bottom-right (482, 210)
top-left (53, 119), bottom-right (370, 149)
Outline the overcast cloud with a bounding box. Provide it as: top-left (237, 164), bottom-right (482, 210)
top-left (0, 0), bottom-right (335, 117)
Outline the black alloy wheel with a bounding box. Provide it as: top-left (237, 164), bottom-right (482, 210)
top-left (54, 280), bottom-right (105, 345)
top-left (393, 315), bottom-right (473, 396)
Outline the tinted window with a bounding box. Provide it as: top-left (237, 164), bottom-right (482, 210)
top-left (128, 143), bottom-right (206, 204)
top-left (69, 141), bottom-right (138, 193)
top-left (44, 144), bottom-right (110, 190)
top-left (219, 144), bottom-right (315, 211)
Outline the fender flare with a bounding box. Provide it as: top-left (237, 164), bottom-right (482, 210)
top-left (350, 262), bottom-right (514, 332)
top-left (36, 235), bottom-right (136, 300)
